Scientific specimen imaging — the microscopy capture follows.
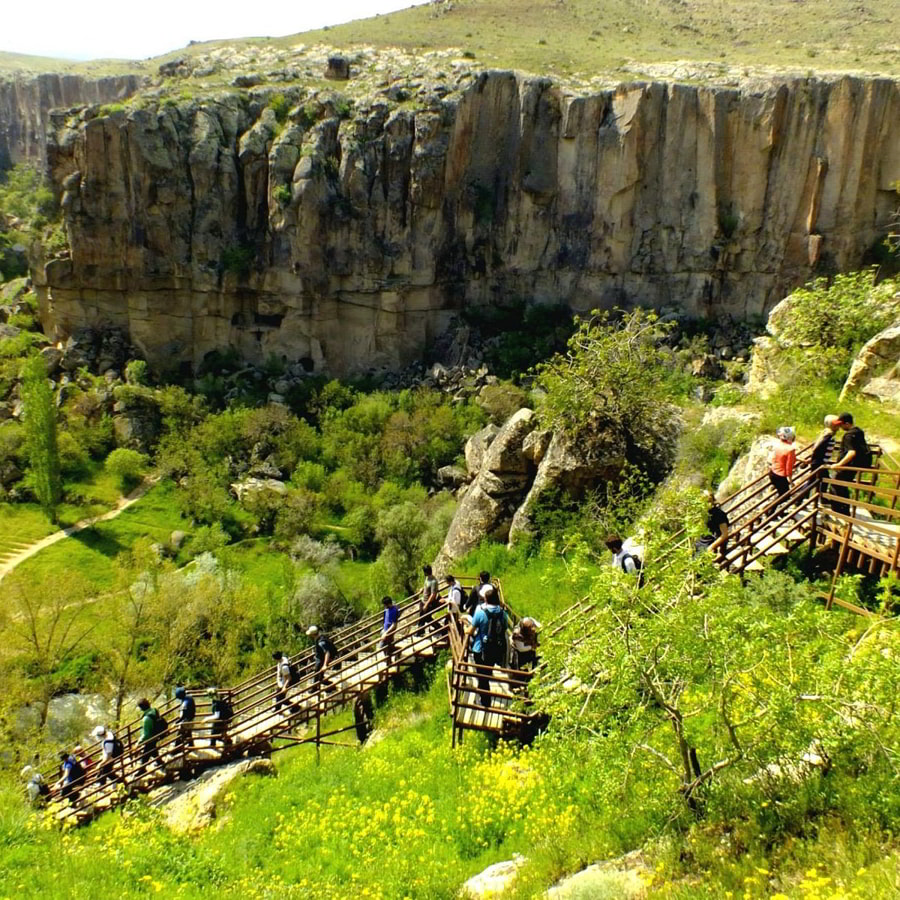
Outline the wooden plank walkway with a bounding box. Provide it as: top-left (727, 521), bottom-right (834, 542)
top-left (42, 583), bottom-right (471, 823)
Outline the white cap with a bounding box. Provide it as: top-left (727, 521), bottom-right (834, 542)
top-left (306, 625), bottom-right (319, 637)
top-left (93, 725), bottom-right (106, 739)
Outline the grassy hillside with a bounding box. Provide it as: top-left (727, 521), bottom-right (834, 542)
top-left (1, 0), bottom-right (898, 79)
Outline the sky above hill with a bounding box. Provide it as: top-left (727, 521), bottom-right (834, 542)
top-left (3, 0), bottom-right (432, 61)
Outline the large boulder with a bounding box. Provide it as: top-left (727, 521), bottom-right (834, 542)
top-left (160, 758), bottom-right (276, 833)
top-left (464, 423), bottom-right (499, 478)
top-left (546, 851), bottom-right (648, 899)
top-left (461, 856), bottom-right (527, 899)
top-left (717, 434), bottom-right (778, 499)
top-left (434, 409), bottom-right (534, 569)
top-left (508, 429), bottom-right (627, 545)
top-left (839, 322), bottom-right (900, 403)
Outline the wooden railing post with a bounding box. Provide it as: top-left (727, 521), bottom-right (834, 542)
top-left (825, 522), bottom-right (853, 611)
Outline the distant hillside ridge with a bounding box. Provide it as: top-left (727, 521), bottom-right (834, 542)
top-left (31, 68), bottom-right (900, 377)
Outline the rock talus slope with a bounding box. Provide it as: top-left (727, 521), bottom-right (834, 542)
top-left (26, 71), bottom-right (900, 374)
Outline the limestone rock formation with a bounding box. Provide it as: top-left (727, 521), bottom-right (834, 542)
top-left (717, 434), bottom-right (778, 499)
top-left (435, 408), bottom-right (535, 568)
top-left (158, 757), bottom-right (276, 833)
top-left (461, 856), bottom-right (527, 899)
top-left (840, 321), bottom-right (900, 404)
top-left (464, 423), bottom-right (500, 478)
top-left (18, 66), bottom-right (899, 376)
top-left (546, 851), bottom-right (648, 899)
top-left (508, 428), bottom-right (627, 544)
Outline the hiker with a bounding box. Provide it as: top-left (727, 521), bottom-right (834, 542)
top-left (605, 534), bottom-right (642, 578)
top-left (809, 414), bottom-right (840, 473)
top-left (307, 625), bottom-right (339, 693)
top-left (56, 750), bottom-right (84, 805)
top-left (135, 698), bottom-right (165, 778)
top-left (511, 617), bottom-right (541, 670)
top-left (354, 693), bottom-right (374, 744)
top-left (173, 686), bottom-right (196, 762)
top-left (768, 425), bottom-right (797, 510)
top-left (445, 574), bottom-right (464, 618)
top-left (272, 651), bottom-right (293, 713)
top-left (22, 765), bottom-right (49, 807)
top-left (464, 590), bottom-right (509, 708)
top-left (830, 412), bottom-right (872, 517)
top-left (206, 688), bottom-right (233, 749)
top-left (92, 725), bottom-right (124, 787)
top-left (380, 596), bottom-right (399, 667)
top-left (418, 564), bottom-right (443, 635)
top-left (464, 571), bottom-right (492, 617)
top-left (694, 490), bottom-right (730, 559)
top-left (72, 744), bottom-right (93, 772)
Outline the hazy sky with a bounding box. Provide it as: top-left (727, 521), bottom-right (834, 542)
top-left (3, 0), bottom-right (432, 61)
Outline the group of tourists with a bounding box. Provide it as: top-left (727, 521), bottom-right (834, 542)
top-left (603, 411), bottom-right (872, 582)
top-left (32, 687), bottom-right (235, 806)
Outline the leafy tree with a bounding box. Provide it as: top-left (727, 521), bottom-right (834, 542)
top-left (375, 501), bottom-right (427, 595)
top-left (20, 355), bottom-right (61, 521)
top-left (535, 308), bottom-right (678, 480)
top-left (1, 571), bottom-right (93, 730)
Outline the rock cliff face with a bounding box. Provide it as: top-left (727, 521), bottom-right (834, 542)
top-left (0, 74), bottom-right (141, 167)
top-left (31, 71), bottom-right (900, 375)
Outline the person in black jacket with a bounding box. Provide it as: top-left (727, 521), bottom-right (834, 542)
top-left (307, 625), bottom-right (339, 693)
top-left (830, 412), bottom-right (871, 516)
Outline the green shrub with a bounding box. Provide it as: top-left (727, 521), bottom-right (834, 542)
top-left (222, 244), bottom-right (254, 276)
top-left (775, 269), bottom-right (899, 351)
top-left (273, 184), bottom-right (292, 207)
top-left (268, 93), bottom-right (290, 124)
top-left (105, 447), bottom-right (149, 489)
top-left (124, 359), bottom-right (149, 386)
top-left (477, 382), bottom-right (529, 424)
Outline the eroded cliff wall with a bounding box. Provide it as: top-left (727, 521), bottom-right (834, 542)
top-left (38, 72), bottom-right (900, 375)
top-left (0, 73), bottom-right (141, 168)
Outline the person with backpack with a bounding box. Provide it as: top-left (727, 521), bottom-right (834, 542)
top-left (694, 491), bottom-right (730, 560)
top-left (206, 688), bottom-right (233, 750)
top-left (173, 686), bottom-right (196, 776)
top-left (831, 412), bottom-right (872, 517)
top-left (306, 625), bottom-right (340, 694)
top-left (445, 574), bottom-right (464, 615)
top-left (605, 535), bottom-right (643, 580)
top-left (56, 750), bottom-right (84, 805)
top-left (272, 651), bottom-right (293, 713)
top-left (22, 765), bottom-right (49, 807)
top-left (135, 698), bottom-right (165, 779)
top-left (92, 725), bottom-right (124, 787)
top-left (418, 564), bottom-right (443, 636)
top-left (464, 591), bottom-right (509, 709)
top-left (380, 596), bottom-right (399, 668)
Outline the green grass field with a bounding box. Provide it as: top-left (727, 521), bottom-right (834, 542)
top-left (1, 0), bottom-right (898, 79)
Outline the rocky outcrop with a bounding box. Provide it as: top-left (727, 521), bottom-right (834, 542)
top-left (508, 429), bottom-right (626, 544)
top-left (0, 73), bottom-right (141, 167)
top-left (717, 434), bottom-right (778, 498)
top-left (435, 409), bottom-right (535, 568)
top-left (155, 757), bottom-right (276, 833)
top-left (31, 68), bottom-right (900, 376)
top-left (840, 322), bottom-right (900, 404)
top-left (546, 851), bottom-right (648, 899)
top-left (461, 856), bottom-right (527, 899)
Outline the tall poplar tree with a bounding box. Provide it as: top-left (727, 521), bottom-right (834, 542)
top-left (20, 354), bottom-right (61, 522)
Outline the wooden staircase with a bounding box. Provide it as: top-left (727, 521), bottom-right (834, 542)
top-left (43, 581), bottom-right (475, 823)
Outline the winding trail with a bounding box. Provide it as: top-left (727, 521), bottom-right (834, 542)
top-left (0, 480), bottom-right (155, 584)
